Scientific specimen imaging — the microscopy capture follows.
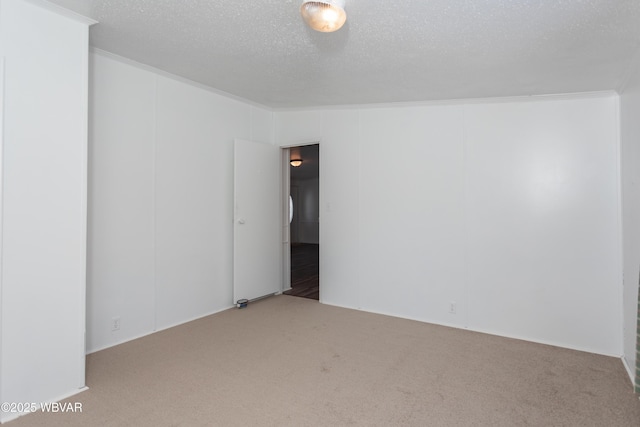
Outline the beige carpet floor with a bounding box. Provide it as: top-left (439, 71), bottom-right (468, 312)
top-left (8, 295), bottom-right (640, 426)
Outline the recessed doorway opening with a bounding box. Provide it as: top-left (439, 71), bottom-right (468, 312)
top-left (284, 143), bottom-right (319, 301)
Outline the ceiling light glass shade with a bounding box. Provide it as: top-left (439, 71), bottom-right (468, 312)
top-left (290, 159), bottom-right (303, 167)
top-left (300, 0), bottom-right (347, 33)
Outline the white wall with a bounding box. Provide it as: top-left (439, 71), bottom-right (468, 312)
top-left (464, 98), bottom-right (620, 354)
top-left (360, 105), bottom-right (469, 330)
top-left (275, 93), bottom-right (622, 356)
top-left (88, 51), bottom-right (273, 352)
top-left (0, 0), bottom-right (92, 421)
top-left (620, 54), bottom-right (640, 382)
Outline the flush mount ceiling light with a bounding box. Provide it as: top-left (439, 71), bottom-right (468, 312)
top-left (300, 0), bottom-right (347, 33)
top-left (290, 159), bottom-right (303, 167)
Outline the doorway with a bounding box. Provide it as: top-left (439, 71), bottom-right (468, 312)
top-left (284, 144), bottom-right (319, 300)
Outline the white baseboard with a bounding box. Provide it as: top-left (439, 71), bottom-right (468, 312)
top-left (621, 355), bottom-right (635, 389)
top-left (87, 305), bottom-right (234, 354)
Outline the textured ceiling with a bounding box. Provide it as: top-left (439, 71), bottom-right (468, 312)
top-left (47, 0), bottom-right (640, 108)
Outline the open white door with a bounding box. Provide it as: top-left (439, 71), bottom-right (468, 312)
top-left (233, 139), bottom-right (281, 302)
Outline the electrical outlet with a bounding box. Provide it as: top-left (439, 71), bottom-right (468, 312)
top-left (449, 302), bottom-right (457, 314)
top-left (111, 317), bottom-right (121, 331)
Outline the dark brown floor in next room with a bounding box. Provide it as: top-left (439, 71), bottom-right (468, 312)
top-left (284, 243), bottom-right (319, 300)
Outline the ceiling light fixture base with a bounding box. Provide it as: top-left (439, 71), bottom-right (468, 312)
top-left (300, 0), bottom-right (347, 33)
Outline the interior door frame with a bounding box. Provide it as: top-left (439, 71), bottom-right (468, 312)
top-left (281, 147), bottom-right (291, 292)
top-left (279, 139), bottom-right (321, 297)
